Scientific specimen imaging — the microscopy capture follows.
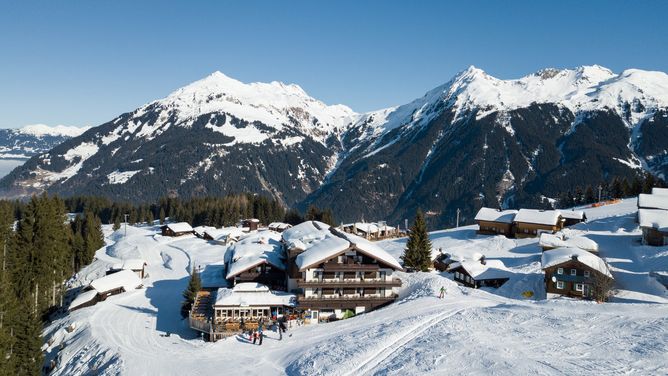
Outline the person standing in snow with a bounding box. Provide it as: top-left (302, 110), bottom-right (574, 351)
top-left (258, 327), bottom-right (263, 345)
top-left (439, 286), bottom-right (446, 299)
top-left (252, 331), bottom-right (257, 345)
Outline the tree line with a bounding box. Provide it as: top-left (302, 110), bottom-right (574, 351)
top-left (555, 173), bottom-right (664, 209)
top-left (0, 194), bottom-right (104, 375)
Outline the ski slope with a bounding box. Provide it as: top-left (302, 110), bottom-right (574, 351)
top-left (43, 199), bottom-right (668, 375)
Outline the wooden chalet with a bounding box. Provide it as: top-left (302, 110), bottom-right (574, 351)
top-left (560, 210), bottom-right (587, 227)
top-left (225, 231), bottom-right (287, 291)
top-left (286, 222), bottom-right (404, 321)
top-left (69, 270), bottom-right (143, 311)
top-left (341, 221), bottom-right (399, 240)
top-left (268, 222), bottom-right (292, 233)
top-left (449, 256), bottom-right (511, 288)
top-left (108, 259), bottom-right (147, 279)
top-left (638, 209), bottom-right (668, 246)
top-left (189, 283), bottom-right (296, 341)
top-left (542, 247), bottom-right (613, 299)
top-left (239, 218), bottom-right (260, 232)
top-left (160, 222), bottom-right (194, 237)
top-left (203, 227), bottom-right (244, 246)
top-left (513, 209), bottom-right (564, 238)
top-left (474, 208), bottom-right (518, 236)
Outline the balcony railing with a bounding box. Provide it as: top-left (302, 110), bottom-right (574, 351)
top-left (322, 262), bottom-right (380, 271)
top-left (297, 278), bottom-right (402, 288)
top-left (297, 293), bottom-right (398, 302)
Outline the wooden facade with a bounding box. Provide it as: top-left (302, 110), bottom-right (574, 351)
top-left (160, 225), bottom-right (193, 237)
top-left (450, 265), bottom-right (509, 288)
top-left (641, 226), bottom-right (668, 246)
top-left (543, 260), bottom-right (611, 299)
top-left (476, 220), bottom-right (514, 237)
top-left (230, 263), bottom-right (287, 291)
top-left (514, 221), bottom-right (563, 239)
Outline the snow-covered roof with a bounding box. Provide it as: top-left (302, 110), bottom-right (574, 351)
top-left (652, 187), bottom-right (668, 196)
top-left (637, 194), bottom-right (668, 210)
top-left (474, 207), bottom-right (518, 223)
top-left (225, 231), bottom-right (285, 279)
top-left (214, 283), bottom-right (296, 307)
top-left (205, 227), bottom-right (245, 241)
top-left (90, 269), bottom-right (142, 294)
top-left (514, 209), bottom-right (562, 226)
top-left (268, 222), bottom-right (292, 230)
top-left (451, 259), bottom-right (511, 280)
top-left (295, 235), bottom-right (351, 270)
top-left (282, 221), bottom-right (331, 249)
top-left (638, 209), bottom-right (668, 231)
top-left (560, 210), bottom-right (585, 220)
top-left (200, 262), bottom-right (228, 288)
top-left (193, 225), bottom-right (216, 236)
top-left (164, 222), bottom-right (193, 233)
top-left (539, 233), bottom-right (598, 252)
top-left (354, 222), bottom-right (380, 233)
top-left (541, 247), bottom-right (612, 278)
top-left (336, 231), bottom-right (404, 270)
top-left (69, 290), bottom-right (98, 310)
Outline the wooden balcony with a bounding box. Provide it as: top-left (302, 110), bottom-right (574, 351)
top-left (297, 278), bottom-right (402, 288)
top-left (296, 294), bottom-right (398, 309)
top-left (322, 261), bottom-right (380, 271)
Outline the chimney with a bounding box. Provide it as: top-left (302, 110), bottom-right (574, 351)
top-left (571, 255), bottom-right (578, 261)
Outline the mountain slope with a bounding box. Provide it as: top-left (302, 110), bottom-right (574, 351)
top-left (2, 66), bottom-right (668, 226)
top-left (0, 124), bottom-right (88, 160)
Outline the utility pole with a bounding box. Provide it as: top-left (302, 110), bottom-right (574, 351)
top-left (35, 282), bottom-right (39, 313)
top-left (124, 213), bottom-right (129, 237)
top-left (456, 208), bottom-right (461, 228)
top-left (598, 185), bottom-right (602, 203)
top-left (404, 219), bottom-right (408, 232)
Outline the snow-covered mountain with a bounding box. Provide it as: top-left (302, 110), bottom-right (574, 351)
top-left (2, 66), bottom-right (668, 225)
top-left (0, 124), bottom-right (88, 160)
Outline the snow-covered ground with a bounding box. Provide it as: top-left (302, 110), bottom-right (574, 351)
top-left (44, 199), bottom-right (668, 375)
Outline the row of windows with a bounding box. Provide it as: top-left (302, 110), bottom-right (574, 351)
top-left (454, 271), bottom-right (474, 285)
top-left (555, 281), bottom-right (585, 292)
top-left (556, 268), bottom-right (590, 277)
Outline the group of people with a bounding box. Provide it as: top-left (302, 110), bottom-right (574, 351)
top-left (244, 316), bottom-right (290, 345)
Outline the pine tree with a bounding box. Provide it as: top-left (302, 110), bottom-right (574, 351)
top-left (181, 269), bottom-right (202, 318)
top-left (12, 297), bottom-right (42, 376)
top-left (401, 209), bottom-right (433, 272)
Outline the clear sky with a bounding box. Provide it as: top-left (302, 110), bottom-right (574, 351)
top-left (1, 0), bottom-right (667, 128)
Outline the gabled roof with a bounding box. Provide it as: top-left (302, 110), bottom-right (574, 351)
top-left (335, 231), bottom-right (404, 270)
top-left (474, 207), bottom-right (518, 224)
top-left (214, 283), bottom-right (296, 307)
top-left (539, 233), bottom-right (598, 252)
top-left (295, 235), bottom-right (351, 270)
top-left (69, 290), bottom-right (98, 311)
top-left (90, 269), bottom-right (143, 294)
top-left (282, 221), bottom-right (331, 250)
top-left (514, 209), bottom-right (562, 226)
top-left (111, 258), bottom-right (146, 271)
top-left (638, 208), bottom-right (668, 231)
top-left (163, 222), bottom-right (193, 233)
top-left (204, 227), bottom-right (245, 241)
top-left (638, 194), bottom-right (668, 210)
top-left (541, 247), bottom-right (612, 278)
top-left (449, 259), bottom-right (511, 280)
top-left (268, 222), bottom-right (292, 230)
top-left (560, 210), bottom-right (586, 220)
top-left (193, 225), bottom-right (216, 236)
top-left (225, 231), bottom-right (285, 279)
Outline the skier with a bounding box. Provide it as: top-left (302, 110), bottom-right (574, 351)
top-left (439, 286), bottom-right (446, 299)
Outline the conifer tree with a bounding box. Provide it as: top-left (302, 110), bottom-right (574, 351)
top-left (181, 269), bottom-right (202, 318)
top-left (401, 209), bottom-right (433, 272)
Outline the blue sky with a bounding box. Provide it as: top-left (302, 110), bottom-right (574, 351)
top-left (1, 0), bottom-right (667, 128)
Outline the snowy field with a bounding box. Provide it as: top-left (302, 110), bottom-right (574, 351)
top-left (44, 199), bottom-right (668, 375)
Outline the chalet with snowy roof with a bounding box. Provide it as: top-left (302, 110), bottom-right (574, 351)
top-left (69, 269), bottom-right (143, 311)
top-left (341, 221), bottom-right (398, 240)
top-left (107, 259), bottom-right (148, 279)
top-left (189, 283), bottom-right (296, 341)
top-left (284, 221), bottom-right (404, 321)
top-left (542, 247), bottom-right (613, 299)
top-left (239, 218), bottom-right (260, 232)
top-left (638, 209), bottom-right (668, 246)
top-left (268, 222), bottom-right (292, 233)
top-left (449, 255), bottom-right (511, 288)
top-left (160, 222), bottom-right (194, 237)
top-left (513, 209), bottom-right (564, 238)
top-left (203, 227), bottom-right (245, 246)
top-left (560, 210), bottom-right (587, 227)
top-left (225, 231), bottom-right (287, 290)
top-left (539, 233), bottom-right (599, 254)
top-left (193, 226), bottom-right (216, 238)
top-left (474, 208), bottom-right (518, 236)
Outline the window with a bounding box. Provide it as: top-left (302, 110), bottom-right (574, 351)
top-left (575, 283), bottom-right (583, 292)
top-left (570, 269), bottom-right (577, 276)
top-left (584, 271), bottom-right (590, 278)
top-left (556, 281), bottom-right (564, 289)
top-left (557, 268), bottom-right (563, 275)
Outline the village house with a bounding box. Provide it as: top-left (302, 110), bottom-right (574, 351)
top-left (189, 283), bottom-right (296, 341)
top-left (69, 269), bottom-right (143, 311)
top-left (560, 210), bottom-right (587, 227)
top-left (541, 247), bottom-right (613, 299)
top-left (638, 209), bottom-right (668, 246)
top-left (513, 209), bottom-right (564, 238)
top-left (160, 222), bottom-right (194, 237)
top-left (341, 222), bottom-right (399, 240)
top-left (203, 227), bottom-right (245, 246)
top-left (448, 255), bottom-right (511, 288)
top-left (268, 222), bottom-right (293, 233)
top-left (539, 233), bottom-right (599, 254)
top-left (107, 259), bottom-right (148, 279)
top-left (284, 222), bottom-right (403, 322)
top-left (193, 225), bottom-right (216, 238)
top-left (225, 231), bottom-right (287, 291)
top-left (239, 218), bottom-right (260, 232)
top-left (474, 207), bottom-right (518, 236)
